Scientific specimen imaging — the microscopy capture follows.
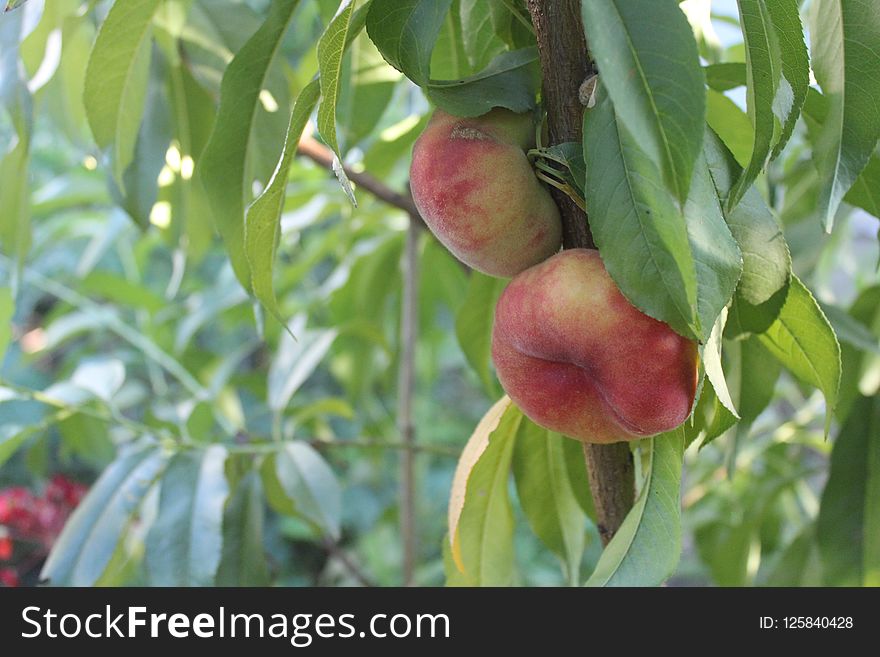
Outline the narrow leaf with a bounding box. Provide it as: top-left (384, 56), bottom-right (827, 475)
top-left (145, 446), bottom-right (229, 586)
top-left (83, 0), bottom-right (161, 187)
top-left (818, 395), bottom-right (880, 586)
top-left (844, 151), bottom-right (880, 219)
top-left (727, 0), bottom-right (785, 210)
top-left (456, 399), bottom-right (520, 586)
top-left (809, 0), bottom-right (880, 231)
top-left (765, 0), bottom-right (809, 160)
top-left (454, 271), bottom-right (506, 396)
top-left (683, 144), bottom-right (743, 336)
top-left (262, 442), bottom-right (342, 539)
top-left (581, 0), bottom-right (705, 204)
top-left (513, 421), bottom-right (586, 585)
top-left (586, 430), bottom-right (684, 587)
top-left (215, 471), bottom-right (270, 586)
top-left (703, 308), bottom-right (739, 418)
top-left (41, 446), bottom-right (167, 586)
top-left (583, 86), bottom-right (699, 339)
top-left (317, 0), bottom-right (356, 175)
top-left (705, 129), bottom-right (791, 306)
top-left (199, 0), bottom-right (299, 290)
top-left (704, 62), bottom-right (746, 91)
top-left (267, 319), bottom-right (338, 412)
top-left (245, 79), bottom-right (320, 325)
top-left (706, 88), bottom-right (752, 168)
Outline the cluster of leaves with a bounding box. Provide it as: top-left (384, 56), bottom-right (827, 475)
top-left (0, 0), bottom-right (878, 587)
top-left (433, 0), bottom-right (880, 586)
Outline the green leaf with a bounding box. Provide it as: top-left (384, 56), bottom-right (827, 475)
top-left (727, 0), bottom-right (778, 203)
top-left (585, 88), bottom-right (740, 341)
top-left (80, 271), bottom-right (166, 314)
top-left (586, 430), bottom-right (684, 587)
top-left (0, 424), bottom-right (34, 468)
top-left (705, 129), bottom-right (791, 306)
top-left (109, 59), bottom-right (172, 229)
top-left (215, 470), bottom-right (270, 586)
top-left (727, 0), bottom-right (805, 209)
top-left (699, 386), bottom-right (738, 448)
top-left (764, 0), bottom-right (809, 160)
top-left (145, 446), bottom-right (229, 586)
top-left (426, 47), bottom-right (539, 117)
top-left (429, 0), bottom-right (469, 80)
top-left (459, 0), bottom-right (507, 71)
top-left (683, 143), bottom-right (743, 337)
top-left (366, 0), bottom-right (453, 85)
top-left (245, 79), bottom-right (320, 325)
top-left (41, 446), bottom-right (167, 586)
top-left (820, 300), bottom-right (880, 356)
top-left (837, 286), bottom-right (880, 421)
top-left (457, 401), bottom-right (521, 585)
top-left (261, 442), bottom-right (342, 539)
top-left (736, 336), bottom-right (781, 433)
top-left (581, 0), bottom-right (705, 205)
top-left (583, 86), bottom-right (698, 339)
top-left (0, 136), bottom-right (30, 265)
top-left (83, 0), bottom-right (161, 188)
top-left (765, 525), bottom-right (821, 586)
top-left (703, 308), bottom-right (739, 418)
top-left (562, 436), bottom-right (595, 521)
top-left (512, 421), bottom-right (586, 585)
top-left (337, 32), bottom-right (400, 149)
top-left (442, 532), bottom-right (469, 587)
top-left (809, 0), bottom-right (880, 231)
top-left (267, 319), bottom-right (338, 412)
top-left (844, 151), bottom-right (880, 218)
top-left (199, 0), bottom-right (299, 290)
top-left (454, 271), bottom-right (506, 396)
top-left (706, 89), bottom-right (752, 169)
top-left (704, 62), bottom-right (746, 91)
top-left (818, 394), bottom-right (880, 586)
top-left (757, 275), bottom-right (841, 436)
top-left (0, 286), bottom-right (11, 360)
top-left (317, 0), bottom-right (356, 199)
top-left (728, 281), bottom-right (790, 337)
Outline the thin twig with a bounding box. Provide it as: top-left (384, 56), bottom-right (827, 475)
top-left (297, 136), bottom-right (423, 221)
top-left (397, 218), bottom-right (420, 586)
top-left (296, 135), bottom-right (426, 583)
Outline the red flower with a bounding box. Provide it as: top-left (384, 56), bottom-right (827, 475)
top-left (0, 536), bottom-right (12, 560)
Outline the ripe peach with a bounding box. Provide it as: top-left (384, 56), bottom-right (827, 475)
top-left (410, 108), bottom-right (562, 278)
top-left (491, 249), bottom-right (699, 443)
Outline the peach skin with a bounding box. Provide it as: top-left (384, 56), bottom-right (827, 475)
top-left (491, 249), bottom-right (699, 443)
top-left (410, 108), bottom-right (562, 278)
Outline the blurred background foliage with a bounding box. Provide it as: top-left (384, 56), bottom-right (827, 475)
top-left (0, 0), bottom-right (878, 587)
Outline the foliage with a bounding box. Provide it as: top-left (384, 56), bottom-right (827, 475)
top-left (0, 0), bottom-right (878, 587)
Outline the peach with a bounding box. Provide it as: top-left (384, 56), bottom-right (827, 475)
top-left (410, 108), bottom-right (562, 278)
top-left (491, 249), bottom-right (699, 443)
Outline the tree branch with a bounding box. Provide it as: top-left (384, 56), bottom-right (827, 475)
top-left (297, 137), bottom-right (423, 221)
top-left (526, 0), bottom-right (635, 545)
top-left (397, 219), bottom-right (419, 586)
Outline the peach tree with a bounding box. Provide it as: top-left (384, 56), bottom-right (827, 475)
top-left (0, 0), bottom-right (878, 587)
